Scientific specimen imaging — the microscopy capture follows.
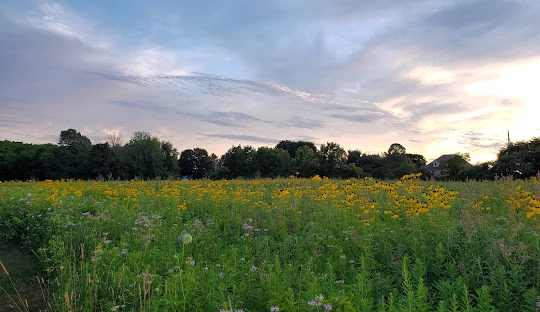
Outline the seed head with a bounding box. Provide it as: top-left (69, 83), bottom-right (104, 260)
top-left (181, 233), bottom-right (193, 245)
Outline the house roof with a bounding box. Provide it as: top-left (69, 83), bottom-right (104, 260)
top-left (425, 154), bottom-right (456, 169)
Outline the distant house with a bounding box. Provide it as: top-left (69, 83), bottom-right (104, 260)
top-left (425, 154), bottom-right (456, 177)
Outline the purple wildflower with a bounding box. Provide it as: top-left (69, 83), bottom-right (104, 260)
top-left (308, 300), bottom-right (322, 307)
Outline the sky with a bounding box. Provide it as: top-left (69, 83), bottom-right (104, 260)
top-left (1, 0), bottom-right (540, 164)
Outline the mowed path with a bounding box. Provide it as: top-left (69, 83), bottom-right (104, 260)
top-left (0, 237), bottom-right (49, 312)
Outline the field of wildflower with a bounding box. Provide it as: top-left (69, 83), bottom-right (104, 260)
top-left (1, 174), bottom-right (540, 311)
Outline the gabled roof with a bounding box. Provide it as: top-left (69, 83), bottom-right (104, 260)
top-left (425, 154), bottom-right (456, 169)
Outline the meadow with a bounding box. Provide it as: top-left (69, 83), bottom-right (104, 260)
top-left (1, 175), bottom-right (540, 311)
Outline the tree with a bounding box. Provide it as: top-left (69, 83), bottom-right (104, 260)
top-left (123, 131), bottom-right (163, 179)
top-left (347, 150), bottom-right (362, 165)
top-left (295, 145), bottom-right (320, 178)
top-left (406, 154), bottom-right (427, 170)
top-left (88, 143), bottom-right (113, 179)
top-left (0, 141), bottom-right (62, 181)
top-left (493, 138), bottom-right (540, 178)
top-left (440, 153), bottom-right (471, 180)
top-left (57, 129), bottom-right (92, 179)
top-left (337, 163), bottom-right (363, 179)
top-left (253, 147), bottom-right (293, 178)
top-left (387, 143), bottom-right (406, 156)
top-left (354, 154), bottom-right (385, 179)
top-left (276, 140), bottom-right (317, 158)
top-left (319, 142), bottom-right (348, 177)
top-left (107, 131), bottom-right (123, 147)
top-left (460, 161), bottom-right (494, 181)
top-left (384, 143), bottom-right (416, 179)
top-left (161, 141), bottom-right (179, 178)
top-left (32, 144), bottom-right (61, 180)
top-left (222, 145), bottom-right (257, 179)
top-left (59, 129), bottom-right (91, 148)
top-left (178, 148), bottom-right (213, 179)
top-left (0, 141), bottom-right (27, 180)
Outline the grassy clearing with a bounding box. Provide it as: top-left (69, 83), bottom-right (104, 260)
top-left (1, 176), bottom-right (540, 311)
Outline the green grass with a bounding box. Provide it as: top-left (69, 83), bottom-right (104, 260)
top-left (1, 177), bottom-right (539, 311)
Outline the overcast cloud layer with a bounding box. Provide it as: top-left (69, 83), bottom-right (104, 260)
top-left (1, 0), bottom-right (540, 163)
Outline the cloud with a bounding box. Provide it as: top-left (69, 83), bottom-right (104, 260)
top-left (0, 117), bottom-right (29, 127)
top-left (401, 102), bottom-right (466, 122)
top-left (110, 99), bottom-right (269, 128)
top-left (111, 100), bottom-right (172, 113)
top-left (330, 113), bottom-right (386, 123)
top-left (457, 131), bottom-right (507, 151)
top-left (1, 0), bottom-right (540, 162)
top-left (19, 1), bottom-right (111, 49)
top-left (202, 134), bottom-right (281, 145)
top-left (281, 117), bottom-right (325, 130)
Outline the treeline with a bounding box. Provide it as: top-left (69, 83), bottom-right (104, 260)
top-left (1, 129), bottom-right (539, 181)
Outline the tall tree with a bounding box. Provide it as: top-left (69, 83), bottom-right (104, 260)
top-left (387, 143), bottom-right (406, 156)
top-left (32, 144), bottom-right (61, 180)
top-left (222, 145), bottom-right (257, 179)
top-left (356, 154), bottom-right (385, 179)
top-left (347, 150), bottom-right (362, 165)
top-left (123, 131), bottom-right (163, 179)
top-left (493, 138), bottom-right (540, 178)
top-left (319, 142), bottom-right (347, 177)
top-left (161, 141), bottom-right (179, 178)
top-left (440, 153), bottom-right (471, 180)
top-left (88, 143), bottom-right (113, 179)
top-left (178, 148), bottom-right (213, 179)
top-left (383, 143), bottom-right (416, 179)
top-left (57, 129), bottom-right (92, 179)
top-left (406, 153), bottom-right (427, 170)
top-left (295, 145), bottom-right (320, 178)
top-left (276, 140), bottom-right (317, 158)
top-left (253, 147), bottom-right (293, 178)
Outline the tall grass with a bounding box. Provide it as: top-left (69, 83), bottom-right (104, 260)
top-left (0, 176), bottom-right (539, 311)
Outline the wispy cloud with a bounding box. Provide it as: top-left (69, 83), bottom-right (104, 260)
top-left (0, 117), bottom-right (29, 127)
top-left (281, 117), bottom-right (325, 130)
top-left (457, 131), bottom-right (507, 151)
top-left (330, 113), bottom-right (386, 124)
top-left (202, 134), bottom-right (281, 145)
top-left (19, 1), bottom-right (110, 49)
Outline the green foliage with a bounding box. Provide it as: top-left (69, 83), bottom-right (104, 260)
top-left (253, 147), bottom-right (293, 178)
top-left (160, 141), bottom-right (179, 178)
top-left (88, 143), bottom-right (113, 178)
top-left (319, 142), bottom-right (347, 177)
top-left (276, 140), bottom-right (317, 158)
top-left (440, 153), bottom-right (472, 181)
top-left (384, 144), bottom-right (417, 180)
top-left (387, 143), bottom-right (406, 156)
top-left (295, 145), bottom-right (320, 178)
top-left (123, 131), bottom-right (164, 179)
top-left (3, 130), bottom-right (540, 182)
top-left (494, 138), bottom-right (540, 178)
top-left (222, 145), bottom-right (257, 179)
top-left (57, 129), bottom-right (92, 179)
top-left (407, 154), bottom-right (427, 170)
top-left (178, 148), bottom-right (213, 179)
top-left (464, 137), bottom-right (540, 181)
top-left (353, 154), bottom-right (385, 179)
